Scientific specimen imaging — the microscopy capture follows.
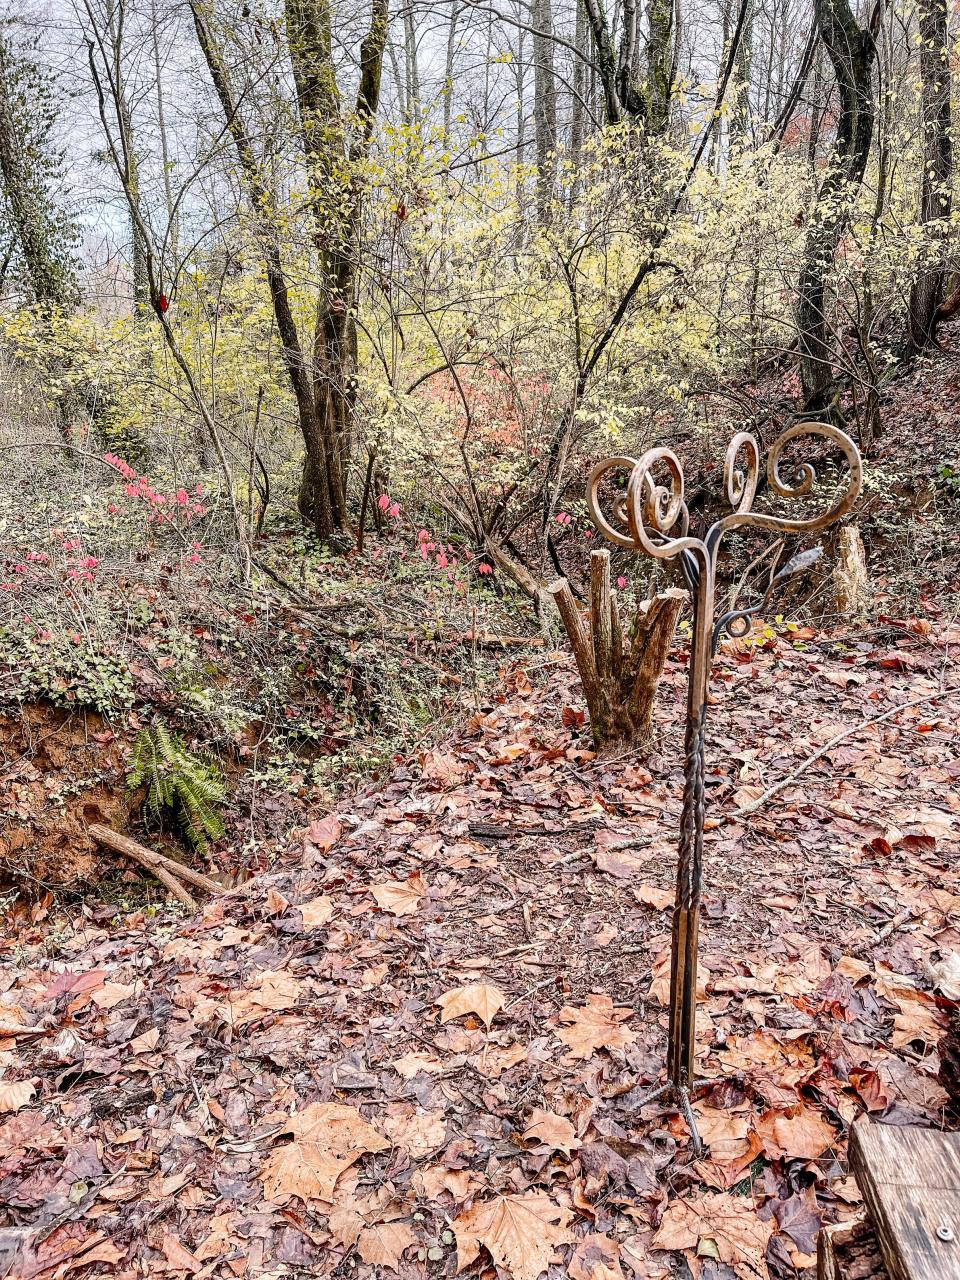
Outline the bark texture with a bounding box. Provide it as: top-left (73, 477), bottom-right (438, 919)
top-left (907, 0), bottom-right (952, 351)
top-left (796, 0), bottom-right (877, 414)
top-left (550, 551), bottom-right (685, 750)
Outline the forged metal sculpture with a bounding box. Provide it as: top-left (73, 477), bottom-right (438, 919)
top-left (586, 422), bottom-right (862, 1153)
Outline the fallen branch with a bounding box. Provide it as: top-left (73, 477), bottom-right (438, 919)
top-left (726, 688), bottom-right (951, 822)
top-left (88, 824), bottom-right (221, 907)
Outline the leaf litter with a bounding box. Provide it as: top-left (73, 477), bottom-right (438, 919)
top-left (0, 623), bottom-right (958, 1280)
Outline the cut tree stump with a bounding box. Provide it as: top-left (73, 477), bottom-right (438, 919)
top-left (847, 1119), bottom-right (960, 1280)
top-left (549, 550), bottom-right (685, 750)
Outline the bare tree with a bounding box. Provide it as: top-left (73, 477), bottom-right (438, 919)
top-left (189, 0), bottom-right (388, 541)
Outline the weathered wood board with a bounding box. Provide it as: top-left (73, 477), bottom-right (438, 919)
top-left (849, 1120), bottom-right (960, 1280)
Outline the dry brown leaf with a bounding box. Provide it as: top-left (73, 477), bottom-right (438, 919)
top-left (382, 1106), bottom-right (447, 1158)
top-left (128, 1027), bottom-right (160, 1056)
top-left (260, 1103), bottom-right (388, 1204)
top-left (370, 875), bottom-right (426, 916)
top-left (651, 1192), bottom-right (772, 1279)
top-left (454, 1191), bottom-right (573, 1280)
top-left (356, 1220), bottom-right (418, 1269)
top-left (556, 994), bottom-right (634, 1059)
top-left (161, 1233), bottom-right (200, 1273)
top-left (522, 1108), bottom-right (580, 1155)
top-left (634, 885), bottom-right (673, 911)
top-left (755, 1106), bottom-right (836, 1161)
top-left (421, 750), bottom-right (468, 787)
top-left (299, 896), bottom-right (334, 928)
top-left (303, 814), bottom-right (341, 854)
top-left (568, 1233), bottom-right (623, 1280)
top-left (437, 983), bottom-right (505, 1029)
top-left (392, 1050), bottom-right (445, 1078)
top-left (0, 1079), bottom-right (35, 1113)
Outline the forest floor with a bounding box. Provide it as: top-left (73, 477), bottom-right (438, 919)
top-left (1, 615), bottom-right (959, 1280)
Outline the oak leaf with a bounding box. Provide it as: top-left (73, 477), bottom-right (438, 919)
top-left (437, 983), bottom-right (505, 1029)
top-left (260, 1103), bottom-right (388, 1204)
top-left (454, 1191), bottom-right (573, 1280)
top-left (556, 994), bottom-right (635, 1059)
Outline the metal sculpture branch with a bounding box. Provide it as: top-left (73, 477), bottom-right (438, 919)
top-left (586, 422), bottom-right (862, 1154)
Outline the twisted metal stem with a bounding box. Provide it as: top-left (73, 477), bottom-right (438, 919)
top-left (586, 421), bottom-right (862, 1151)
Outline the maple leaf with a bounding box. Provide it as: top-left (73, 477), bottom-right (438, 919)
top-left (522, 1108), bottom-right (581, 1154)
top-left (437, 983), bottom-right (505, 1029)
top-left (556, 994), bottom-right (635, 1059)
top-left (755, 1106), bottom-right (836, 1161)
top-left (356, 1220), bottom-right (418, 1269)
top-left (568, 1232), bottom-right (623, 1280)
top-left (454, 1191), bottom-right (573, 1280)
top-left (298, 895), bottom-right (334, 928)
top-left (0, 1080), bottom-right (35, 1113)
top-left (652, 1192), bottom-right (772, 1279)
top-left (260, 1103), bottom-right (389, 1204)
top-left (303, 814), bottom-right (341, 855)
top-left (382, 1106), bottom-right (448, 1157)
top-left (370, 875), bottom-right (426, 916)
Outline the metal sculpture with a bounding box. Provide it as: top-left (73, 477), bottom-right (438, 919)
top-left (586, 422), bottom-right (862, 1154)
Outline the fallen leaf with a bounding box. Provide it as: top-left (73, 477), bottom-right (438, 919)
top-left (556, 994), bottom-right (634, 1059)
top-left (260, 1103), bottom-right (388, 1204)
top-left (755, 1106), bottom-right (836, 1161)
top-left (382, 1107), bottom-right (447, 1158)
top-left (437, 983), bottom-right (505, 1029)
top-left (0, 1080), bottom-right (35, 1113)
top-left (370, 875), bottom-right (426, 916)
top-left (568, 1232), bottom-right (623, 1280)
top-left (356, 1220), bottom-right (417, 1269)
top-left (652, 1192), bottom-right (772, 1279)
top-left (304, 814), bottom-right (341, 854)
top-left (523, 1108), bottom-right (581, 1155)
top-left (634, 885), bottom-right (673, 911)
top-left (299, 896), bottom-right (334, 928)
top-left (454, 1191), bottom-right (573, 1280)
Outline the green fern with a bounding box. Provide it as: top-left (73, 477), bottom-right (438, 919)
top-left (128, 725), bottom-right (226, 853)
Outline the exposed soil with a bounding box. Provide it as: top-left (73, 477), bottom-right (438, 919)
top-left (0, 705), bottom-right (130, 889)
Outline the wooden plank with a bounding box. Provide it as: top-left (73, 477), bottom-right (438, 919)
top-left (849, 1120), bottom-right (960, 1280)
top-left (817, 1214), bottom-right (888, 1280)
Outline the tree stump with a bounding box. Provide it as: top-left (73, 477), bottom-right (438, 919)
top-left (549, 549), bottom-right (686, 750)
top-left (832, 525), bottom-right (869, 614)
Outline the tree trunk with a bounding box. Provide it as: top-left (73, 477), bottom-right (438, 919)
top-left (550, 551), bottom-right (685, 750)
top-left (532, 0), bottom-right (558, 221)
top-left (0, 37), bottom-right (75, 310)
top-left (795, 0), bottom-right (877, 414)
top-left (907, 0), bottom-right (952, 351)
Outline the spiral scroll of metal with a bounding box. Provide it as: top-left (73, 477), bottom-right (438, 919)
top-left (587, 422), bottom-right (862, 558)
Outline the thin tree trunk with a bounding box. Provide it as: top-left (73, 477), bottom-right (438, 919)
top-left (907, 0), bottom-right (952, 350)
top-left (532, 0), bottom-right (557, 221)
top-left (795, 0), bottom-right (877, 414)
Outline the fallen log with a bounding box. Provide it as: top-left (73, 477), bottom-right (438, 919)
top-left (87, 824), bottom-right (220, 907)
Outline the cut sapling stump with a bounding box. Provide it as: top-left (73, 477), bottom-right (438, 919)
top-left (550, 549), bottom-right (685, 750)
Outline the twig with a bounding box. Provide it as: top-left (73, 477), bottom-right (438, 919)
top-left (724, 688), bottom-right (952, 823)
top-left (87, 824), bottom-right (220, 906)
